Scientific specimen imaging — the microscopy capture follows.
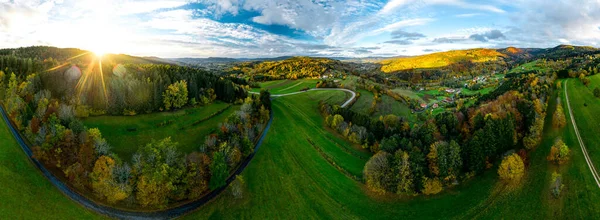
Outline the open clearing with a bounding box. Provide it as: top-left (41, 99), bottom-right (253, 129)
top-left (565, 75), bottom-right (600, 175)
top-left (350, 89), bottom-right (416, 121)
top-left (251, 79), bottom-right (320, 95)
top-left (0, 112), bottom-right (100, 219)
top-left (82, 102), bottom-right (238, 160)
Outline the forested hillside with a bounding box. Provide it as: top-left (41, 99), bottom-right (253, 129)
top-left (379, 48), bottom-right (507, 73)
top-left (230, 56), bottom-right (352, 81)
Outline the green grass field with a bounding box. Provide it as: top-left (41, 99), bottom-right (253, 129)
top-left (183, 86), bottom-right (600, 219)
top-left (82, 102), bottom-right (238, 160)
top-left (392, 88), bottom-right (424, 102)
top-left (508, 60), bottom-right (549, 74)
top-left (251, 79), bottom-right (320, 95)
top-left (350, 89), bottom-right (416, 121)
top-left (566, 76), bottom-right (600, 173)
top-left (462, 87), bottom-right (494, 96)
top-left (0, 113), bottom-right (101, 219)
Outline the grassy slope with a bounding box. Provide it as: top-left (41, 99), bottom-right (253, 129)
top-left (559, 79), bottom-right (600, 218)
top-left (184, 90), bottom-right (501, 219)
top-left (566, 75), bottom-right (600, 176)
top-left (508, 60), bottom-right (550, 74)
top-left (462, 87), bottom-right (494, 96)
top-left (380, 48), bottom-right (505, 72)
top-left (82, 102), bottom-right (238, 160)
top-left (392, 88), bottom-right (424, 102)
top-left (351, 89), bottom-right (415, 121)
top-left (0, 114), bottom-right (101, 219)
top-left (251, 79), bottom-right (320, 95)
top-left (186, 86), bottom-right (600, 219)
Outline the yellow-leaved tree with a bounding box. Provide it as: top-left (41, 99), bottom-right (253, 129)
top-left (163, 80), bottom-right (188, 111)
top-left (91, 156), bottom-right (129, 204)
top-left (498, 153), bottom-right (525, 183)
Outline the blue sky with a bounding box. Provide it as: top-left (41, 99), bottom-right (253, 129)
top-left (1, 0), bottom-right (599, 58)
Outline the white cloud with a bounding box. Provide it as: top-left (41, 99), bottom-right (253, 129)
top-left (379, 0), bottom-right (505, 14)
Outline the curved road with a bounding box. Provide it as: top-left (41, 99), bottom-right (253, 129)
top-left (564, 80), bottom-right (600, 188)
top-left (1, 88), bottom-right (357, 219)
top-left (250, 88), bottom-right (357, 108)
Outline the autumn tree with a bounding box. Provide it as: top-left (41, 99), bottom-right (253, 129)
top-left (364, 151), bottom-right (391, 193)
top-left (395, 150), bottom-right (413, 194)
top-left (498, 153), bottom-right (525, 183)
top-left (422, 177), bottom-right (442, 195)
top-left (163, 80), bottom-right (188, 111)
top-left (185, 152), bottom-right (211, 199)
top-left (594, 87), bottom-right (600, 98)
top-left (547, 139), bottom-right (569, 164)
top-left (552, 99), bottom-right (566, 128)
top-left (91, 156), bottom-right (130, 204)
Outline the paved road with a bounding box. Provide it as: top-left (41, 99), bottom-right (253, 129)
top-left (564, 80), bottom-right (600, 188)
top-left (249, 88), bottom-right (357, 108)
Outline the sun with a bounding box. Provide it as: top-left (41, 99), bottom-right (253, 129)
top-left (92, 48), bottom-right (106, 58)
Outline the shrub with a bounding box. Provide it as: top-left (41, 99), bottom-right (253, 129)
top-left (422, 177), bottom-right (443, 195)
top-left (498, 153), bottom-right (525, 183)
top-left (547, 139), bottom-right (569, 164)
top-left (594, 87), bottom-right (600, 98)
top-left (74, 105), bottom-right (90, 118)
top-left (230, 175), bottom-right (245, 199)
top-left (550, 172), bottom-right (564, 198)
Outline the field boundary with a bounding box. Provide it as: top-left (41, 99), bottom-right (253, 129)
top-left (306, 138), bottom-right (362, 182)
top-left (188, 104), bottom-right (231, 128)
top-left (564, 80), bottom-right (600, 188)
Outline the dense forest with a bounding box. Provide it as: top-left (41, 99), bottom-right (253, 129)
top-left (0, 46), bottom-right (272, 208)
top-left (229, 56), bottom-right (352, 81)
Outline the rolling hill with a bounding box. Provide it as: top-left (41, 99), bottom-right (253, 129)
top-left (379, 48), bottom-right (507, 73)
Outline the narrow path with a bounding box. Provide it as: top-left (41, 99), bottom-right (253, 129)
top-left (250, 88), bottom-right (357, 108)
top-left (564, 80), bottom-right (600, 188)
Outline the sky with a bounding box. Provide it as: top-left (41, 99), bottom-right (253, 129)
top-left (1, 0), bottom-right (600, 58)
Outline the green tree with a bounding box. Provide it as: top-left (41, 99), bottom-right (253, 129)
top-left (163, 80), bottom-right (188, 110)
top-left (134, 138), bottom-right (184, 207)
top-left (594, 87), bottom-right (600, 98)
top-left (259, 89), bottom-right (272, 110)
top-left (209, 151), bottom-right (228, 190)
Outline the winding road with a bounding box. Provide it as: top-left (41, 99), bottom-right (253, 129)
top-left (250, 88), bottom-right (357, 108)
top-left (564, 80), bottom-right (600, 188)
top-left (1, 88), bottom-right (357, 219)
